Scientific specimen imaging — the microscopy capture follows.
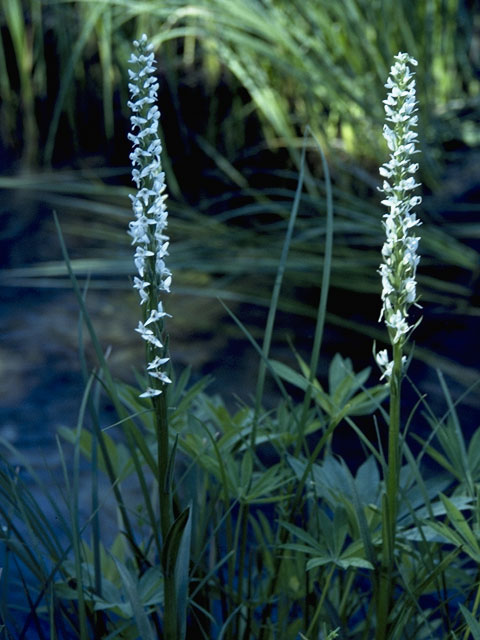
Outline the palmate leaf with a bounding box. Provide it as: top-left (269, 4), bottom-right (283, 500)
top-left (244, 464), bottom-right (292, 504)
top-left (328, 353), bottom-right (370, 406)
top-left (413, 432), bottom-right (459, 480)
top-left (58, 565), bottom-right (163, 618)
top-left (281, 528), bottom-right (373, 572)
top-left (225, 457), bottom-right (291, 504)
top-left (288, 454), bottom-right (364, 505)
top-left (58, 425), bottom-right (134, 481)
top-left (419, 494), bottom-right (480, 561)
top-left (439, 494), bottom-right (480, 554)
top-left (271, 352), bottom-right (388, 427)
top-left (286, 453), bottom-right (380, 571)
top-left (415, 401), bottom-right (477, 494)
top-left (280, 508), bottom-right (374, 572)
top-left (280, 521), bottom-right (325, 554)
top-left (306, 555), bottom-right (373, 571)
top-left (113, 558), bottom-right (156, 640)
top-left (401, 496), bottom-right (473, 543)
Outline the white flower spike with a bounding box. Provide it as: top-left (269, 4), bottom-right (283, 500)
top-left (128, 34), bottom-right (172, 397)
top-left (377, 52), bottom-right (422, 381)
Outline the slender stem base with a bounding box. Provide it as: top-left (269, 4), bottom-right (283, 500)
top-left (154, 392), bottom-right (177, 640)
top-left (376, 342), bottom-right (402, 640)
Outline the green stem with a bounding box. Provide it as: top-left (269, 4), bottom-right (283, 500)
top-left (154, 391), bottom-right (177, 640)
top-left (155, 391), bottom-right (172, 542)
top-left (462, 581), bottom-right (480, 640)
top-left (252, 137), bottom-right (307, 448)
top-left (258, 418), bottom-right (340, 640)
top-left (376, 341), bottom-right (402, 640)
top-left (296, 134), bottom-right (334, 457)
top-left (235, 503), bottom-right (249, 637)
top-left (305, 565), bottom-right (335, 638)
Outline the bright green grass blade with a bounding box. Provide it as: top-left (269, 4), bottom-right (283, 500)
top-left (44, 2), bottom-right (105, 164)
top-left (3, 0), bottom-right (38, 165)
top-left (306, 131), bottom-right (334, 383)
top-left (252, 131), bottom-right (307, 444)
top-left (96, 7), bottom-right (114, 139)
top-left (294, 131), bottom-right (334, 453)
top-left (77, 297), bottom-right (103, 602)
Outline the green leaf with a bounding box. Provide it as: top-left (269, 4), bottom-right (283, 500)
top-left (246, 463), bottom-right (290, 503)
top-left (280, 521), bottom-right (324, 554)
top-left (58, 426), bottom-right (133, 480)
top-left (305, 556), bottom-right (333, 570)
top-left (328, 353), bottom-right (352, 397)
top-left (306, 556), bottom-right (374, 571)
top-left (329, 355), bottom-right (371, 409)
top-left (113, 558), bottom-right (155, 639)
top-left (165, 434), bottom-right (179, 494)
top-left (468, 427), bottom-right (480, 478)
top-left (138, 566), bottom-right (164, 607)
top-left (161, 506), bottom-right (191, 640)
top-left (412, 434), bottom-right (459, 479)
top-left (283, 543), bottom-right (324, 556)
top-left (162, 506), bottom-right (191, 580)
top-left (440, 493), bottom-right (480, 556)
top-left (340, 385), bottom-right (388, 416)
top-left (240, 450), bottom-right (253, 493)
top-left (426, 520), bottom-right (466, 549)
top-left (460, 605), bottom-right (480, 640)
top-left (355, 456), bottom-right (381, 505)
top-left (174, 505), bottom-right (192, 640)
top-left (269, 360), bottom-right (310, 393)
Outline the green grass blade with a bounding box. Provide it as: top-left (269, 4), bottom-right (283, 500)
top-left (113, 558), bottom-right (156, 640)
top-left (44, 3), bottom-right (105, 164)
top-left (253, 130), bottom-right (308, 444)
top-left (460, 605), bottom-right (480, 640)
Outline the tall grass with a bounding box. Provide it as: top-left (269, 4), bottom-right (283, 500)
top-left (1, 1), bottom-right (478, 328)
top-left (1, 1), bottom-right (478, 173)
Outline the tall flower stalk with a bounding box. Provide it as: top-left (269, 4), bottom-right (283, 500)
top-left (128, 34), bottom-right (178, 639)
top-left (128, 33), bottom-right (172, 402)
top-left (375, 52), bottom-right (422, 640)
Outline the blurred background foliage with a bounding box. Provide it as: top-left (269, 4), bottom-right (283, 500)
top-left (2, 0), bottom-right (479, 171)
top-left (0, 0), bottom-right (479, 384)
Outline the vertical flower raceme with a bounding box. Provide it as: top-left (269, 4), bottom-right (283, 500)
top-left (376, 52), bottom-right (422, 380)
top-left (128, 34), bottom-right (172, 398)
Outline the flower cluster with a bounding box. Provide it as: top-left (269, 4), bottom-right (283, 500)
top-left (376, 52), bottom-right (422, 380)
top-left (128, 34), bottom-right (172, 398)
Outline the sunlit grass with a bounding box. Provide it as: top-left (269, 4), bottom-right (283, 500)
top-left (2, 1), bottom-right (478, 172)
